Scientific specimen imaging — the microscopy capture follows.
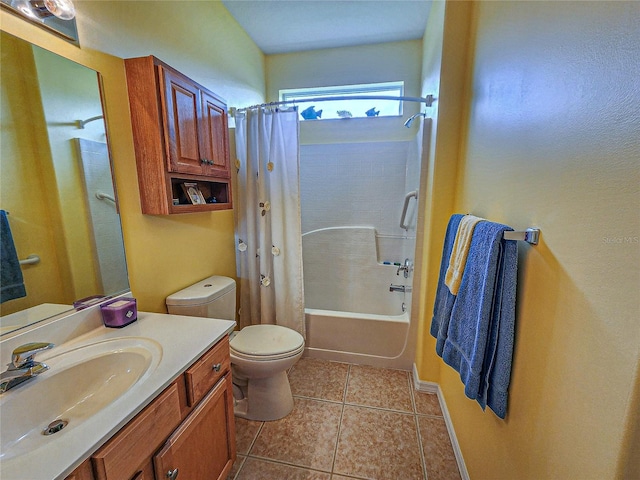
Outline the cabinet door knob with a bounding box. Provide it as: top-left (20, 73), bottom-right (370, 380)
top-left (212, 363), bottom-right (222, 372)
top-left (166, 468), bottom-right (179, 480)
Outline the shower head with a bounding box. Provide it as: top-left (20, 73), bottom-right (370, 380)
top-left (403, 112), bottom-right (427, 128)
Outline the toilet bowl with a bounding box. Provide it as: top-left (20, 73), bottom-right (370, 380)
top-left (166, 276), bottom-right (304, 422)
top-left (230, 324), bottom-right (304, 421)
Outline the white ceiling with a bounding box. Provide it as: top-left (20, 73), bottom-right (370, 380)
top-left (221, 0), bottom-right (433, 55)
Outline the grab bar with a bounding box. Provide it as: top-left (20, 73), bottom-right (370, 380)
top-left (399, 191), bottom-right (417, 230)
top-left (95, 192), bottom-right (116, 204)
top-left (19, 254), bottom-right (40, 266)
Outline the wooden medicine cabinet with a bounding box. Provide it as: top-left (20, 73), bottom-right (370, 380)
top-left (124, 56), bottom-right (232, 214)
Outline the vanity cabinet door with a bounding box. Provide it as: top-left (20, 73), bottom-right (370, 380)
top-left (65, 459), bottom-right (95, 480)
top-left (92, 383), bottom-right (182, 480)
top-left (154, 374), bottom-right (236, 480)
top-left (129, 463), bottom-right (155, 480)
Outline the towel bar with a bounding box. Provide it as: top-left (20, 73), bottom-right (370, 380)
top-left (19, 254), bottom-right (40, 266)
top-left (503, 228), bottom-right (540, 245)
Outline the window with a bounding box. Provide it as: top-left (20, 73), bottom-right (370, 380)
top-left (279, 82), bottom-right (404, 120)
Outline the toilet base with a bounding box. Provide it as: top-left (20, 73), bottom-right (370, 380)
top-left (232, 370), bottom-right (294, 421)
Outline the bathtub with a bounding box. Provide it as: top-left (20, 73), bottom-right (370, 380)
top-left (302, 227), bottom-right (414, 369)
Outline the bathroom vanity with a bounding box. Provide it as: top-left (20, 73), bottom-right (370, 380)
top-left (90, 337), bottom-right (233, 480)
top-left (0, 303), bottom-right (236, 480)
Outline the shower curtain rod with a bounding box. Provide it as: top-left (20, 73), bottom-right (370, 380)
top-left (232, 94), bottom-right (436, 114)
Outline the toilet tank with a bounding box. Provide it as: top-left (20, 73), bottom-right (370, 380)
top-left (166, 275), bottom-right (236, 321)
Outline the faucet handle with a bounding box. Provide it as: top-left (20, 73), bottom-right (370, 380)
top-left (12, 342), bottom-right (54, 368)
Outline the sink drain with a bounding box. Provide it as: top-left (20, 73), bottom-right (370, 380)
top-left (43, 419), bottom-right (68, 436)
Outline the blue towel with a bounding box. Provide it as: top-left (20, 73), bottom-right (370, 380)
top-left (1, 210), bottom-right (27, 303)
top-left (431, 214), bottom-right (463, 355)
top-left (431, 215), bottom-right (517, 419)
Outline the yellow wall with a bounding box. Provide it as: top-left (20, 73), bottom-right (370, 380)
top-left (0, 0), bottom-right (265, 313)
top-left (414, 0), bottom-right (473, 382)
top-left (416, 1), bottom-right (640, 478)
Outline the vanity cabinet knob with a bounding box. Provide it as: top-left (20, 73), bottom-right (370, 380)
top-left (166, 468), bottom-right (179, 480)
top-left (212, 363), bottom-right (222, 372)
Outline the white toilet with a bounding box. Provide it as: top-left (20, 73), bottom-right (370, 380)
top-left (166, 275), bottom-right (304, 421)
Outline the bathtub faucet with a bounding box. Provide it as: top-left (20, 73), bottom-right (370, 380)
top-left (396, 258), bottom-right (413, 279)
top-left (389, 284), bottom-right (412, 293)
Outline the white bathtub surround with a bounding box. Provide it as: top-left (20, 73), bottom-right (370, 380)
top-left (300, 141), bottom-right (417, 263)
top-left (234, 107), bottom-right (305, 336)
top-left (303, 226), bottom-right (414, 369)
top-left (412, 364), bottom-right (471, 480)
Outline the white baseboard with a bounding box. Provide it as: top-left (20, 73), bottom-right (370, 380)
top-left (412, 364), bottom-right (470, 480)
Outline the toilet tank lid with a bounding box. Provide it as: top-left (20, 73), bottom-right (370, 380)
top-left (166, 275), bottom-right (236, 307)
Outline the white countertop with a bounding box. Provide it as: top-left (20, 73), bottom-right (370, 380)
top-left (0, 310), bottom-right (235, 480)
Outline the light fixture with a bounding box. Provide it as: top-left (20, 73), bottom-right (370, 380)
top-left (11, 0), bottom-right (75, 20)
top-left (10, 0), bottom-right (39, 19)
top-left (42, 0), bottom-right (75, 20)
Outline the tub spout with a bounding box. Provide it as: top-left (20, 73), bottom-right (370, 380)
top-left (389, 284), bottom-right (412, 293)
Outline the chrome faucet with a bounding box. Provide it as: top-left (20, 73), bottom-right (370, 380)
top-left (0, 342), bottom-right (54, 394)
top-left (396, 258), bottom-right (413, 279)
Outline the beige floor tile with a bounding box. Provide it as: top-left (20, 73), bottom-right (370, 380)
top-left (417, 416), bottom-right (462, 480)
top-left (345, 364), bottom-right (413, 412)
top-left (227, 454), bottom-right (246, 480)
top-left (414, 391), bottom-right (443, 416)
top-left (289, 357), bottom-right (349, 402)
top-left (250, 397), bottom-right (343, 471)
top-left (235, 457), bottom-right (331, 480)
top-left (333, 405), bottom-right (424, 480)
top-left (330, 475), bottom-right (369, 480)
top-left (234, 417), bottom-right (263, 455)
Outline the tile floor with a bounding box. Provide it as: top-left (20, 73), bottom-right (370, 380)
top-left (228, 358), bottom-right (463, 480)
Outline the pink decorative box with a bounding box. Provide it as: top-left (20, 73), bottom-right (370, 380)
top-left (100, 297), bottom-right (137, 328)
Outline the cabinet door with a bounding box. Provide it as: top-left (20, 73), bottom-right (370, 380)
top-left (161, 67), bottom-right (204, 176)
top-left (129, 463), bottom-right (154, 480)
top-left (93, 383), bottom-right (182, 480)
top-left (154, 374), bottom-right (236, 480)
top-left (65, 459), bottom-right (94, 480)
top-left (200, 91), bottom-right (230, 178)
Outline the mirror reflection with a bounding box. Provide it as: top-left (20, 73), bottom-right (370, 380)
top-left (0, 31), bottom-right (129, 335)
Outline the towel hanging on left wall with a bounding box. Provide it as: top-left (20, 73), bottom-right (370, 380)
top-left (1, 210), bottom-right (27, 303)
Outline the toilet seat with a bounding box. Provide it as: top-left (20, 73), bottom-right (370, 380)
top-left (230, 324), bottom-right (304, 360)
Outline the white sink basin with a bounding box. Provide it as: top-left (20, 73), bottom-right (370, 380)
top-left (0, 337), bottom-right (162, 460)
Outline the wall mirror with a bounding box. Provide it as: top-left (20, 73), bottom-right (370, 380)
top-left (0, 30), bottom-right (129, 335)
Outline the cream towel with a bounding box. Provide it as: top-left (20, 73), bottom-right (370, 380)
top-left (445, 215), bottom-right (484, 295)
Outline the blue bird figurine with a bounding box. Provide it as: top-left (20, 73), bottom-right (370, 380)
top-left (301, 106), bottom-right (322, 120)
top-left (365, 107), bottom-right (380, 117)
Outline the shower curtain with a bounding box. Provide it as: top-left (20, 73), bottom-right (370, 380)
top-left (234, 106), bottom-right (305, 337)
